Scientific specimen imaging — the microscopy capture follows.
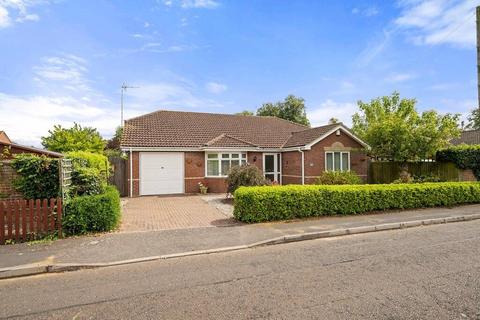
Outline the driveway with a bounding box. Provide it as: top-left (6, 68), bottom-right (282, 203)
top-left (120, 195), bottom-right (237, 232)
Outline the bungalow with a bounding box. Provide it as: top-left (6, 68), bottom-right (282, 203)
top-left (0, 131), bottom-right (63, 159)
top-left (120, 110), bottom-right (369, 196)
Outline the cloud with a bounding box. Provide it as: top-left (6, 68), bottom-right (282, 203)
top-left (395, 0), bottom-right (476, 47)
top-left (0, 93), bottom-right (131, 146)
top-left (33, 54), bottom-right (92, 93)
top-left (356, 27), bottom-right (396, 67)
top-left (0, 0), bottom-right (46, 29)
top-left (385, 72), bottom-right (416, 82)
top-left (160, 0), bottom-right (219, 9)
top-left (206, 81), bottom-right (227, 94)
top-left (352, 6), bottom-right (379, 17)
top-left (308, 100), bottom-right (358, 127)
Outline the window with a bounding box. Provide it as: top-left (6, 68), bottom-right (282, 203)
top-left (206, 153), bottom-right (247, 177)
top-left (325, 151), bottom-right (350, 171)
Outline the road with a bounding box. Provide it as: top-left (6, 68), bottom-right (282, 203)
top-left (1, 220), bottom-right (480, 319)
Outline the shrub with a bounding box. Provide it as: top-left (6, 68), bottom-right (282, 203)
top-left (69, 167), bottom-right (105, 197)
top-left (63, 186), bottom-right (120, 235)
top-left (226, 164), bottom-right (269, 195)
top-left (233, 182), bottom-right (480, 223)
top-left (436, 145), bottom-right (480, 179)
top-left (66, 151), bottom-right (110, 183)
top-left (315, 171), bottom-right (362, 185)
top-left (10, 154), bottom-right (59, 199)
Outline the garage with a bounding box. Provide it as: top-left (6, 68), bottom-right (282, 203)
top-left (139, 152), bottom-right (184, 195)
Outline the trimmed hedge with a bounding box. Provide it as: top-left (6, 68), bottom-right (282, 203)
top-left (233, 182), bottom-right (480, 223)
top-left (64, 186), bottom-right (121, 235)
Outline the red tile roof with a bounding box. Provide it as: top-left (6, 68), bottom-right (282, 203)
top-left (282, 123), bottom-right (340, 148)
top-left (121, 110), bottom-right (307, 149)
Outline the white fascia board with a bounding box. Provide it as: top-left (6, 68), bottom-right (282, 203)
top-left (304, 125), bottom-right (370, 149)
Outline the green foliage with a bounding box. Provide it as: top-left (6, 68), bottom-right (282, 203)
top-left (106, 126), bottom-right (123, 151)
top-left (369, 161), bottom-right (460, 184)
top-left (235, 110), bottom-right (254, 116)
top-left (315, 171), bottom-right (362, 185)
top-left (41, 123), bottom-right (106, 153)
top-left (233, 182), bottom-right (480, 223)
top-left (352, 92), bottom-right (460, 162)
top-left (328, 117), bottom-right (339, 124)
top-left (256, 95), bottom-right (310, 126)
top-left (64, 186), bottom-right (121, 235)
top-left (11, 154), bottom-right (59, 199)
top-left (66, 151), bottom-right (109, 197)
top-left (436, 145), bottom-right (480, 179)
top-left (226, 164), bottom-right (269, 195)
top-left (392, 174), bottom-right (443, 184)
top-left (466, 108), bottom-right (480, 130)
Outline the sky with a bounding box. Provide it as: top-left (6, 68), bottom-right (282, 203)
top-left (0, 0), bottom-right (478, 146)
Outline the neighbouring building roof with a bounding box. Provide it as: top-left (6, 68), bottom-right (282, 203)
top-left (0, 130), bottom-right (63, 158)
top-left (121, 110), bottom-right (366, 150)
top-left (0, 131), bottom-right (11, 145)
top-left (451, 129), bottom-right (480, 146)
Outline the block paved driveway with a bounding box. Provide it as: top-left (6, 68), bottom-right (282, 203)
top-left (120, 195), bottom-right (237, 232)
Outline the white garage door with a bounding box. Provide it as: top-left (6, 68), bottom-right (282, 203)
top-left (140, 152), bottom-right (184, 195)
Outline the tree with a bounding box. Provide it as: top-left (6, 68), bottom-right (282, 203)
top-left (236, 110), bottom-right (254, 116)
top-left (42, 123), bottom-right (106, 153)
top-left (106, 126), bottom-right (123, 150)
top-left (352, 92), bottom-right (460, 165)
top-left (328, 117), bottom-right (339, 124)
top-left (256, 95), bottom-right (310, 126)
top-left (466, 108), bottom-right (480, 130)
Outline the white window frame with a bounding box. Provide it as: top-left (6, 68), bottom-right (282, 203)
top-left (205, 152), bottom-right (247, 177)
top-left (263, 153), bottom-right (281, 183)
top-left (325, 151), bottom-right (350, 172)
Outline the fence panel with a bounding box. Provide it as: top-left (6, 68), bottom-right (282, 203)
top-left (368, 161), bottom-right (461, 184)
top-left (108, 156), bottom-right (127, 197)
top-left (0, 198), bottom-right (62, 245)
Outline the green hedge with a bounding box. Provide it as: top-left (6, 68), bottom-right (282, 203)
top-left (233, 182), bottom-right (480, 223)
top-left (64, 186), bottom-right (120, 235)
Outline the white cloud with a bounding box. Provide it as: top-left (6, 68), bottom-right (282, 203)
top-left (0, 0), bottom-right (46, 29)
top-left (352, 6), bottom-right (379, 17)
top-left (33, 54), bottom-right (92, 93)
top-left (160, 0), bottom-right (219, 9)
top-left (385, 72), bottom-right (416, 82)
top-left (395, 0), bottom-right (477, 47)
top-left (356, 27), bottom-right (395, 67)
top-left (206, 81), bottom-right (227, 94)
top-left (308, 100), bottom-right (357, 127)
top-left (0, 93), bottom-right (131, 146)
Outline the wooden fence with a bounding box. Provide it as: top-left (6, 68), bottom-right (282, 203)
top-left (108, 156), bottom-right (127, 197)
top-left (368, 161), bottom-right (462, 184)
top-left (0, 198), bottom-right (62, 244)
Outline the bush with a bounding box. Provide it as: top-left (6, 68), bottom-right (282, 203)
top-left (69, 167), bottom-right (105, 197)
top-left (66, 151), bottom-right (110, 183)
top-left (315, 171), bottom-right (362, 185)
top-left (436, 145), bottom-right (480, 179)
top-left (233, 182), bottom-right (480, 223)
top-left (63, 186), bottom-right (120, 235)
top-left (392, 174), bottom-right (443, 184)
top-left (226, 164), bottom-right (269, 195)
top-left (10, 154), bottom-right (59, 199)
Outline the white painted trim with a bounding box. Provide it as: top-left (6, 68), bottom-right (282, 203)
top-left (129, 148), bottom-right (133, 197)
top-left (204, 151), bottom-right (247, 178)
top-left (263, 153), bottom-right (281, 183)
top-left (300, 149), bottom-right (305, 185)
top-left (305, 125), bottom-right (370, 150)
top-left (325, 151), bottom-right (351, 171)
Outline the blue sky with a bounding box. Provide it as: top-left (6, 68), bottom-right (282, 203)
top-left (0, 0), bottom-right (478, 146)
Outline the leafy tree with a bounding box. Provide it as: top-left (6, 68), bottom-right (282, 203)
top-left (466, 108), bottom-right (480, 130)
top-left (256, 95), bottom-right (310, 126)
top-left (328, 117), bottom-right (339, 124)
top-left (236, 110), bottom-right (254, 116)
top-left (352, 92), bottom-right (460, 173)
top-left (42, 123), bottom-right (105, 153)
top-left (106, 126), bottom-right (123, 151)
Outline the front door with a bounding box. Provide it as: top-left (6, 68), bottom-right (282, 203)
top-left (263, 153), bottom-right (281, 183)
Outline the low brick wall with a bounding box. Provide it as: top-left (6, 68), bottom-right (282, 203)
top-left (0, 161), bottom-right (22, 199)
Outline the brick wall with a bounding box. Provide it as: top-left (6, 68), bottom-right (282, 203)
top-left (281, 151), bottom-right (302, 184)
top-left (0, 161), bottom-right (22, 199)
top-left (126, 151), bottom-right (140, 197)
top-left (460, 169), bottom-right (477, 182)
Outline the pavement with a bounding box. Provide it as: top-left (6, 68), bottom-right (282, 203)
top-left (1, 204), bottom-right (480, 278)
top-left (2, 220), bottom-right (480, 319)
